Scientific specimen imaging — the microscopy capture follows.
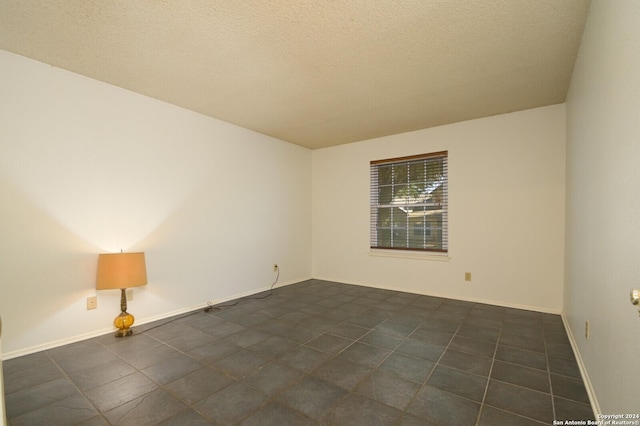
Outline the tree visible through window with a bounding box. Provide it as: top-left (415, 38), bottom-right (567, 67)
top-left (370, 151), bottom-right (448, 252)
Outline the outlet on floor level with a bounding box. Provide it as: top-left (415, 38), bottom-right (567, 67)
top-left (87, 296), bottom-right (97, 310)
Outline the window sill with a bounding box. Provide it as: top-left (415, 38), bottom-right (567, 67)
top-left (369, 249), bottom-right (451, 262)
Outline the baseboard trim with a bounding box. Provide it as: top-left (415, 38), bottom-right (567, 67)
top-left (560, 313), bottom-right (601, 419)
top-left (1, 277), bottom-right (308, 361)
top-left (312, 276), bottom-right (562, 314)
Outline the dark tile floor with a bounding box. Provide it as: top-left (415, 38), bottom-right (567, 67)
top-left (3, 279), bottom-right (594, 425)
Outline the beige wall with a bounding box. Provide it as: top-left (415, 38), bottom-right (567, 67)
top-left (564, 0), bottom-right (640, 414)
top-left (0, 50), bottom-right (312, 356)
top-left (312, 104), bottom-right (566, 312)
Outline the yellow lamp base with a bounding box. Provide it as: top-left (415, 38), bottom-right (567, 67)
top-left (114, 311), bottom-right (135, 337)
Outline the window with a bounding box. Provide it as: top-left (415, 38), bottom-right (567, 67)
top-left (370, 151), bottom-right (448, 253)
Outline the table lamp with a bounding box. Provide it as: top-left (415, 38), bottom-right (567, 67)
top-left (96, 252), bottom-right (147, 337)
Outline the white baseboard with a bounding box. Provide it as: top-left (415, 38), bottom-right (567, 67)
top-left (1, 277), bottom-right (309, 361)
top-left (312, 276), bottom-right (562, 314)
top-left (560, 313), bottom-right (601, 419)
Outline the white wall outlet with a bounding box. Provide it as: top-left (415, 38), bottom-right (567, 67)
top-left (273, 264), bottom-right (279, 272)
top-left (126, 289), bottom-right (133, 301)
top-left (86, 296), bottom-right (97, 310)
top-left (465, 272), bottom-right (472, 282)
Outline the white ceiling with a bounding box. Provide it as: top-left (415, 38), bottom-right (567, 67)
top-left (0, 1), bottom-right (590, 149)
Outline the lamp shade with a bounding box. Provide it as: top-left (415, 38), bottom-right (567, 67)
top-left (96, 252), bottom-right (147, 290)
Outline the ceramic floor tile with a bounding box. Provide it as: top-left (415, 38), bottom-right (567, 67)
top-left (277, 345), bottom-right (331, 372)
top-left (379, 352), bottom-right (435, 384)
top-left (359, 330), bottom-right (404, 350)
top-left (194, 381), bottom-right (266, 424)
top-left (3, 280), bottom-right (592, 425)
top-left (548, 356), bottom-right (581, 379)
top-left (495, 344), bottom-right (548, 371)
top-left (305, 333), bottom-right (353, 355)
top-left (164, 366), bottom-right (235, 405)
top-left (2, 352), bottom-right (64, 394)
top-left (67, 358), bottom-right (137, 392)
top-left (204, 320), bottom-right (246, 338)
top-left (554, 396), bottom-right (595, 421)
top-left (546, 342), bottom-right (576, 360)
top-left (499, 332), bottom-right (546, 353)
top-left (248, 335), bottom-right (298, 358)
top-left (478, 405), bottom-right (546, 425)
top-left (84, 372), bottom-right (157, 413)
top-left (390, 309), bottom-right (430, 325)
top-left (407, 385), bottom-right (481, 425)
top-left (77, 415), bottom-right (110, 426)
top-left (188, 339), bottom-right (242, 365)
top-left (327, 322), bottom-right (370, 340)
top-left (426, 365), bottom-right (488, 402)
top-left (456, 323), bottom-right (501, 344)
top-left (141, 353), bottom-right (203, 385)
top-left (240, 401), bottom-right (317, 426)
top-left (47, 341), bottom-right (119, 374)
top-left (157, 408), bottom-right (212, 426)
top-left (409, 326), bottom-right (454, 346)
top-left (163, 330), bottom-right (217, 352)
top-left (103, 388), bottom-right (187, 425)
top-left (224, 328), bottom-right (271, 349)
top-left (214, 348), bottom-right (270, 378)
top-left (242, 361), bottom-right (303, 396)
top-left (421, 317), bottom-right (461, 334)
top-left (355, 370), bottom-right (420, 410)
top-left (439, 349), bottom-right (493, 376)
top-left (144, 322), bottom-right (194, 341)
top-left (299, 316), bottom-right (340, 334)
top-left (395, 338), bottom-right (446, 362)
top-left (324, 393), bottom-right (403, 425)
top-left (252, 319), bottom-right (292, 336)
top-left (9, 393), bottom-right (98, 426)
top-left (375, 319), bottom-right (418, 337)
top-left (396, 413), bottom-right (439, 425)
top-left (338, 341), bottom-right (391, 368)
top-left (484, 379), bottom-right (553, 424)
top-left (449, 335), bottom-right (497, 358)
top-left (282, 325), bottom-right (322, 344)
top-left (550, 373), bottom-right (590, 404)
top-left (491, 360), bottom-right (550, 393)
top-left (311, 357), bottom-right (372, 391)
top-left (277, 376), bottom-right (348, 420)
top-left (5, 378), bottom-right (79, 419)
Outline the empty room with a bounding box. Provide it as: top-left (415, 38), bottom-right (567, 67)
top-left (1, 1), bottom-right (638, 425)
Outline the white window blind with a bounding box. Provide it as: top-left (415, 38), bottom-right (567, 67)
top-left (370, 151), bottom-right (448, 253)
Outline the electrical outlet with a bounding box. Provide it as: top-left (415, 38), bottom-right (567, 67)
top-left (126, 289), bottom-right (133, 301)
top-left (273, 264), bottom-right (279, 272)
top-left (465, 272), bottom-right (472, 282)
top-left (87, 296), bottom-right (97, 310)
top-left (585, 321), bottom-right (590, 340)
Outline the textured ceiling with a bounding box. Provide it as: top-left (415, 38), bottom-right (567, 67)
top-left (0, 1), bottom-right (590, 149)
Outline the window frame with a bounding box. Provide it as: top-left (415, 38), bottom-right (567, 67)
top-left (370, 151), bottom-right (448, 254)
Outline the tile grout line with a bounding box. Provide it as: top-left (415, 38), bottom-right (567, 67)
top-left (543, 317), bottom-right (558, 422)
top-left (312, 294), bottom-right (414, 423)
top-left (474, 309), bottom-right (503, 426)
top-left (4, 281), bottom-right (591, 424)
top-left (398, 302), bottom-right (463, 424)
top-left (43, 349), bottom-right (109, 425)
